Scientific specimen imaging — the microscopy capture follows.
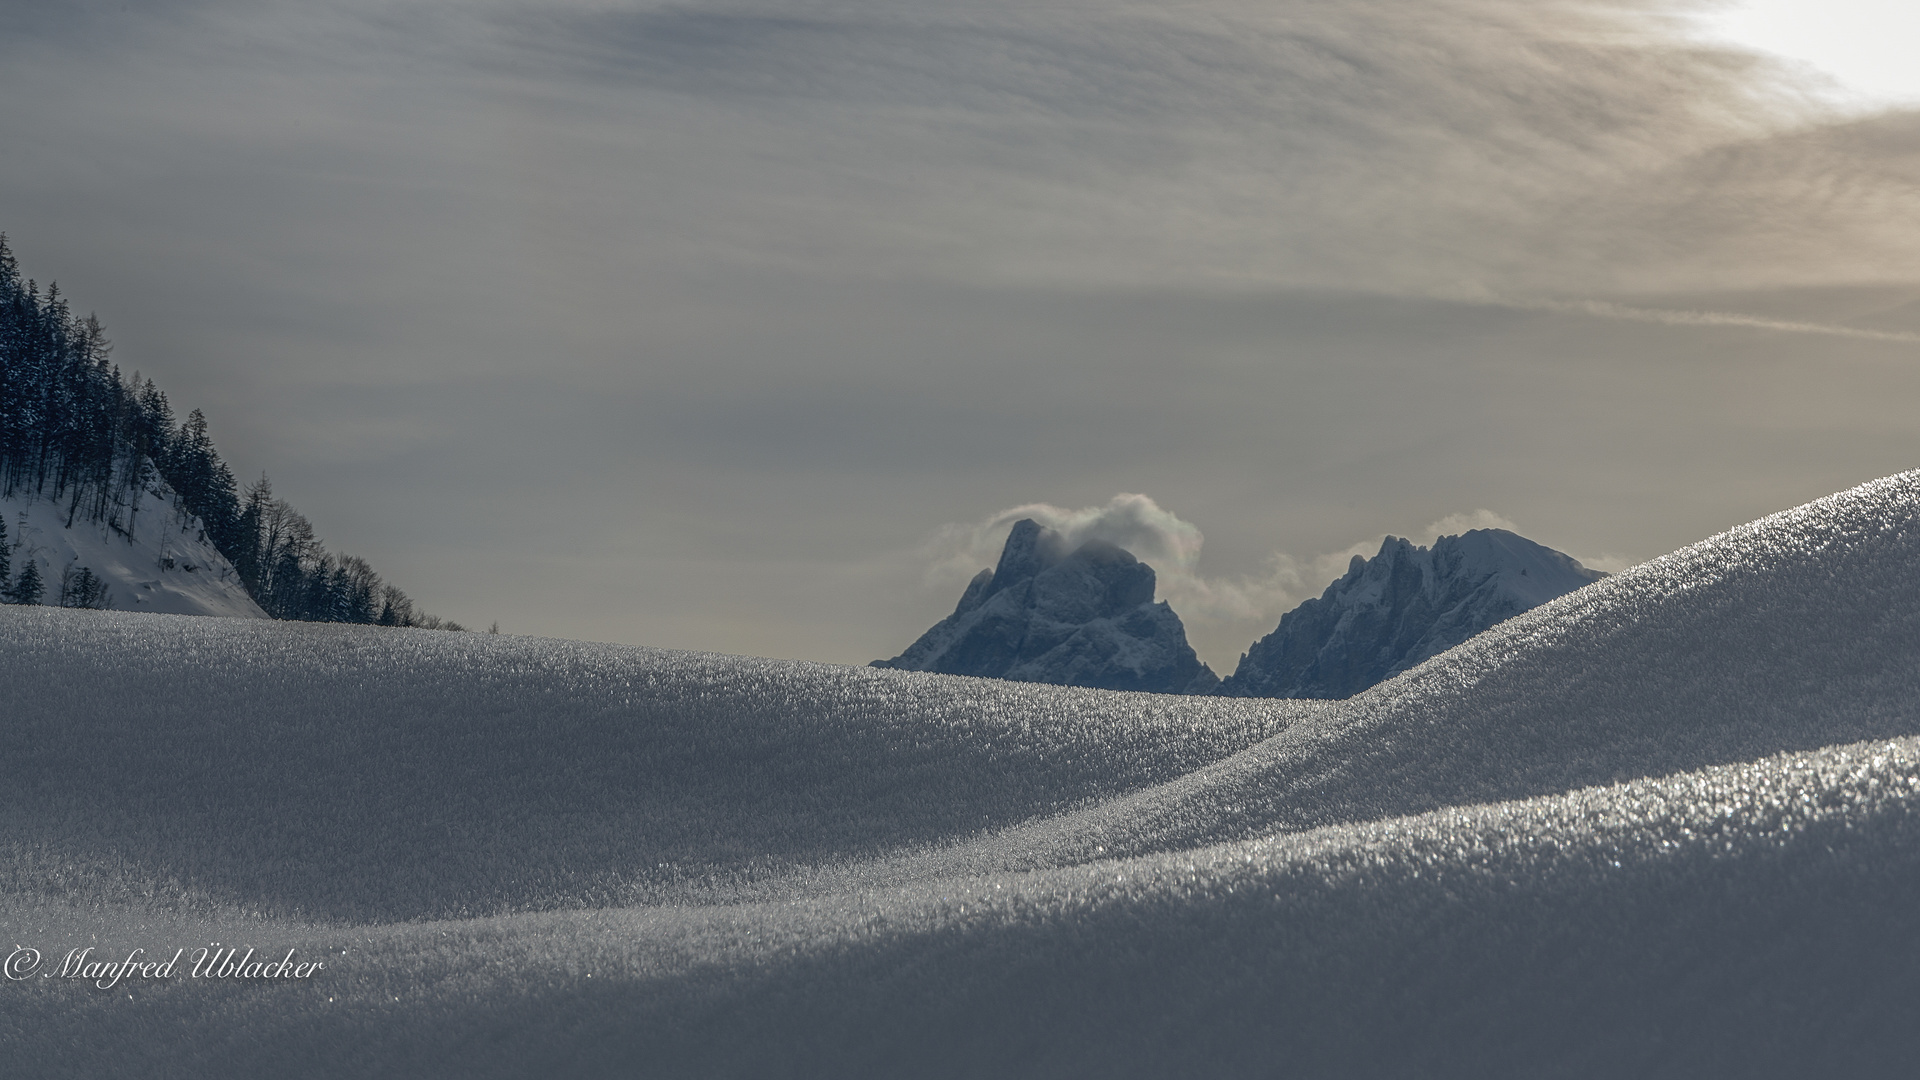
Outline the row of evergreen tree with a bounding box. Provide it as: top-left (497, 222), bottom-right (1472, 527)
top-left (0, 234), bottom-right (459, 627)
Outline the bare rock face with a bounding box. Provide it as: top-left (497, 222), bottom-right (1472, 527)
top-left (1217, 528), bottom-right (1604, 700)
top-left (874, 519), bottom-right (1218, 694)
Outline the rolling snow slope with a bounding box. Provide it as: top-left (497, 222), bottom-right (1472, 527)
top-left (6, 472), bottom-right (1920, 1077)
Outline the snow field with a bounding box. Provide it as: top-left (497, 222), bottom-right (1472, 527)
top-left (8, 734), bottom-right (1919, 1077)
top-left (0, 609), bottom-right (1309, 921)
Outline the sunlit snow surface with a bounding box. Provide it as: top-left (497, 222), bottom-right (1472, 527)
top-left (2, 484), bottom-right (265, 618)
top-left (6, 473), bottom-right (1920, 1076)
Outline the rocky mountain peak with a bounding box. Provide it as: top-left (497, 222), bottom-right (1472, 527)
top-left (875, 519), bottom-right (1217, 694)
top-left (1217, 527), bottom-right (1603, 699)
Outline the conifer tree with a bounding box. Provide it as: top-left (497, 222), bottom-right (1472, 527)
top-left (58, 564), bottom-right (110, 609)
top-left (9, 560), bottom-right (43, 605)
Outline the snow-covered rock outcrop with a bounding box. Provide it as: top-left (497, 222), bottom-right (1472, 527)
top-left (4, 480), bottom-right (265, 618)
top-left (875, 518), bottom-right (1217, 694)
top-left (1218, 528), bottom-right (1602, 698)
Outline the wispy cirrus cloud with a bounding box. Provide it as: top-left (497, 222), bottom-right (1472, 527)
top-left (1485, 297), bottom-right (1920, 343)
top-left (461, 0), bottom-right (1916, 296)
top-left (6, 0), bottom-right (1920, 664)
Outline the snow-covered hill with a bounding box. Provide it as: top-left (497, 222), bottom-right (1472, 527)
top-left (874, 517), bottom-right (1217, 694)
top-left (1219, 527), bottom-right (1603, 698)
top-left (4, 480), bottom-right (264, 618)
top-left (5, 473), bottom-right (1920, 1077)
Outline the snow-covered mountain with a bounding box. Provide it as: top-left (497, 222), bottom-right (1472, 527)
top-left (874, 518), bottom-right (1218, 694)
top-left (1218, 528), bottom-right (1603, 699)
top-left (3, 480), bottom-right (265, 618)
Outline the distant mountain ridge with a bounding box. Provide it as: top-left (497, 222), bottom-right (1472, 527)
top-left (1218, 528), bottom-right (1604, 699)
top-left (874, 519), bottom-right (1218, 694)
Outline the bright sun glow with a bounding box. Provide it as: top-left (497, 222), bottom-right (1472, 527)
top-left (1695, 0), bottom-right (1920, 106)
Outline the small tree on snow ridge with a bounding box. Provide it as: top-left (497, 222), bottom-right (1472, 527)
top-left (7, 560), bottom-right (43, 605)
top-left (59, 565), bottom-right (110, 610)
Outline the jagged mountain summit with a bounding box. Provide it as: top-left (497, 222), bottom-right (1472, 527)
top-left (1217, 528), bottom-right (1604, 699)
top-left (875, 518), bottom-right (1218, 694)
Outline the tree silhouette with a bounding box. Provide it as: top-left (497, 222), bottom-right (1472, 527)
top-left (8, 560), bottom-right (43, 605)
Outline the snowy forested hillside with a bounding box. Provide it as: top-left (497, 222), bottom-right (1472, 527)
top-left (0, 235), bottom-right (449, 626)
top-left (2, 481), bottom-right (263, 618)
top-left (6, 472), bottom-right (1920, 1076)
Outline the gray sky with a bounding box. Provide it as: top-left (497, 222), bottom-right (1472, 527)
top-left (4, 0), bottom-right (1917, 670)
